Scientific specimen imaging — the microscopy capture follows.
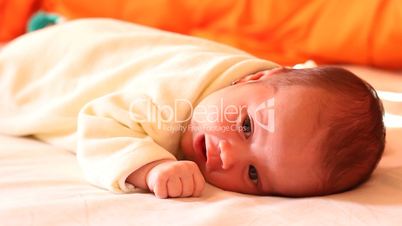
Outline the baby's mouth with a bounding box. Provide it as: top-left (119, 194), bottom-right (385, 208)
top-left (195, 134), bottom-right (223, 171)
top-left (194, 134), bottom-right (207, 162)
top-left (201, 135), bottom-right (207, 160)
top-left (203, 136), bottom-right (224, 172)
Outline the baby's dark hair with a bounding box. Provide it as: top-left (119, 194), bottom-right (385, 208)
top-left (264, 66), bottom-right (385, 195)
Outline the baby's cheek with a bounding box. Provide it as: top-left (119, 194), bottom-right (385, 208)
top-left (222, 110), bottom-right (238, 124)
top-left (192, 101), bottom-right (243, 136)
top-left (220, 104), bottom-right (242, 126)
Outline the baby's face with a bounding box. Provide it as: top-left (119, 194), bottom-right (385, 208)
top-left (181, 77), bottom-right (328, 196)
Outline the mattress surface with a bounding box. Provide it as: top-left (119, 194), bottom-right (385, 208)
top-left (0, 66), bottom-right (401, 226)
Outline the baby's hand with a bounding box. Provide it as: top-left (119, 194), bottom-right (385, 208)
top-left (146, 160), bottom-right (205, 199)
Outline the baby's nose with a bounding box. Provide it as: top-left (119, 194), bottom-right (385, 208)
top-left (219, 140), bottom-right (235, 170)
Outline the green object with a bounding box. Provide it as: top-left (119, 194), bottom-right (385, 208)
top-left (27, 11), bottom-right (60, 32)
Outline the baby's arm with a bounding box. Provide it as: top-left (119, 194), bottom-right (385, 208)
top-left (126, 160), bottom-right (205, 198)
top-left (76, 92), bottom-right (205, 198)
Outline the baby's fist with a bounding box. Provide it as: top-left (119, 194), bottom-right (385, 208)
top-left (146, 160), bottom-right (205, 199)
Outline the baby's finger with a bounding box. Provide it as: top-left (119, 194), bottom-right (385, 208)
top-left (193, 173), bottom-right (205, 197)
top-left (180, 176), bottom-right (194, 197)
top-left (153, 177), bottom-right (168, 199)
top-left (167, 176), bottom-right (182, 198)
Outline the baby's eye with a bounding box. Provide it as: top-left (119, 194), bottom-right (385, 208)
top-left (241, 114), bottom-right (253, 139)
top-left (248, 165), bottom-right (258, 184)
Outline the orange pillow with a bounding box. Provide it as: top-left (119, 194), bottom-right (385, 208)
top-left (4, 0), bottom-right (402, 69)
top-left (0, 0), bottom-right (41, 43)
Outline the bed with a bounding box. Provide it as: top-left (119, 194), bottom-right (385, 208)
top-left (0, 65), bottom-right (401, 226)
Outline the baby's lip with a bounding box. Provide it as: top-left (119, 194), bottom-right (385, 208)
top-left (194, 134), bottom-right (223, 171)
top-left (205, 136), bottom-right (223, 172)
top-left (194, 134), bottom-right (207, 162)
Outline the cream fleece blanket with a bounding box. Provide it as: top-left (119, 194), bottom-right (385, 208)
top-left (0, 19), bottom-right (277, 193)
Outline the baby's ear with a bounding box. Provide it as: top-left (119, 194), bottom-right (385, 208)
top-left (233, 67), bottom-right (286, 85)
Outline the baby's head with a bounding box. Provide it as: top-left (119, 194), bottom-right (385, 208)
top-left (181, 66), bottom-right (385, 197)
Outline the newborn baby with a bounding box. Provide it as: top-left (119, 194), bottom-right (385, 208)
top-left (129, 66), bottom-right (385, 198)
top-left (0, 19), bottom-right (385, 199)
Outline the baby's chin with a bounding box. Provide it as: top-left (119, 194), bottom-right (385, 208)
top-left (180, 144), bottom-right (194, 161)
